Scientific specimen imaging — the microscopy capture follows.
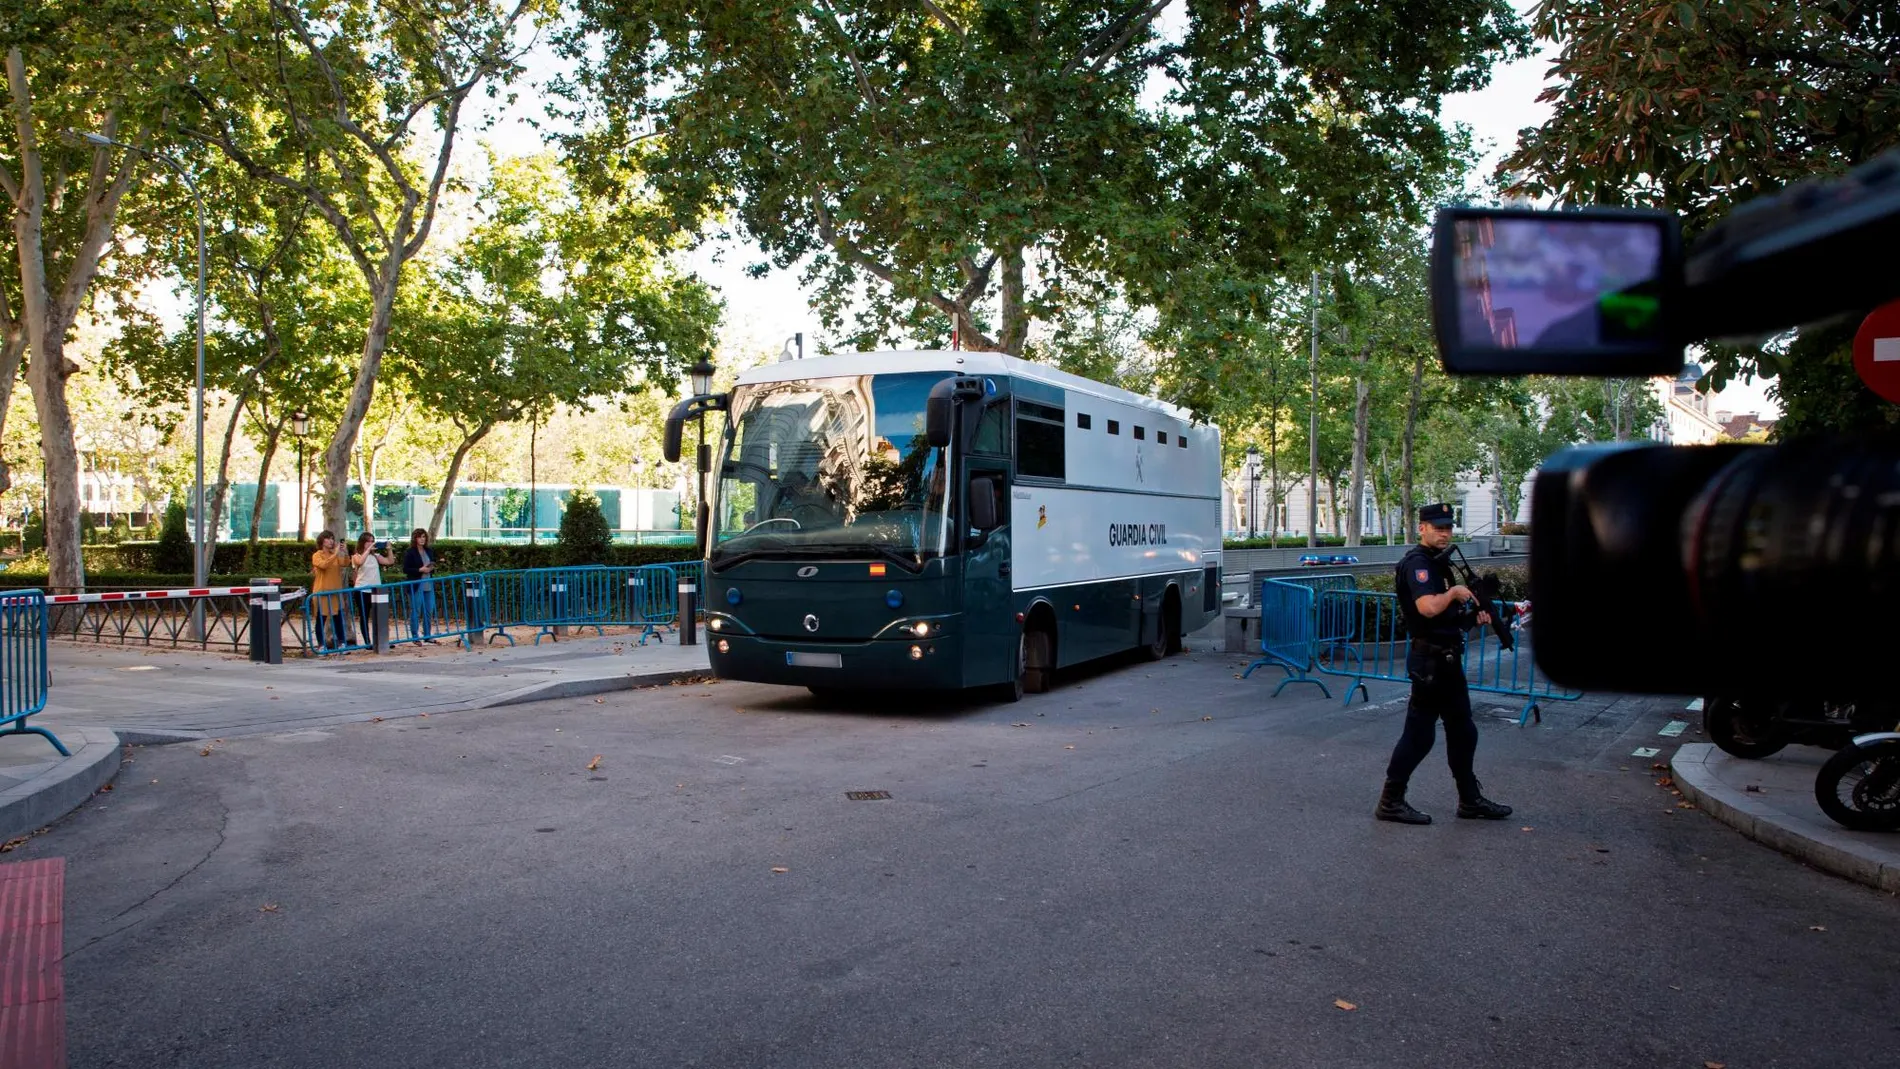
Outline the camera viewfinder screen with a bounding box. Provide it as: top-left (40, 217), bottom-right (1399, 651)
top-left (1452, 217), bottom-right (1664, 352)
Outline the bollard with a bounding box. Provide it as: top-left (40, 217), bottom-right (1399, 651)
top-left (248, 579), bottom-right (284, 665)
top-left (463, 577), bottom-right (486, 641)
top-left (679, 574), bottom-right (698, 646)
top-left (372, 591), bottom-right (390, 654)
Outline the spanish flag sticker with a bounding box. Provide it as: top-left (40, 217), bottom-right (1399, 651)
top-left (869, 563), bottom-right (887, 577)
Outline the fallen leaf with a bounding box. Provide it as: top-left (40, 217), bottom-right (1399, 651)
top-left (0, 837), bottom-right (27, 853)
top-left (1520, 826), bottom-right (1534, 832)
top-left (259, 903), bottom-right (280, 913)
top-left (594, 697), bottom-right (605, 704)
top-left (99, 783), bottom-right (113, 792)
top-left (771, 866), bottom-right (789, 874)
top-left (1202, 715), bottom-right (1213, 721)
top-left (1012, 722), bottom-right (1029, 728)
top-left (1677, 801), bottom-right (1698, 809)
top-left (199, 746), bottom-right (215, 757)
top-left (1706, 1062), bottom-right (1726, 1069)
top-left (586, 755), bottom-right (602, 772)
top-left (1064, 745), bottom-right (1076, 750)
top-left (1809, 925), bottom-right (1827, 932)
top-left (1334, 999), bottom-right (1357, 1011)
top-left (370, 716), bottom-right (383, 723)
top-left (418, 713), bottom-right (428, 718)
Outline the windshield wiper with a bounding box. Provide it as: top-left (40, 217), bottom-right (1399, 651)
top-left (800, 541), bottom-right (926, 573)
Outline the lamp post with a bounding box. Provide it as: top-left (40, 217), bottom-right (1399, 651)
top-left (689, 356), bottom-right (715, 556)
top-left (1244, 444), bottom-right (1261, 540)
top-left (74, 130), bottom-right (205, 586)
top-left (292, 410), bottom-right (310, 539)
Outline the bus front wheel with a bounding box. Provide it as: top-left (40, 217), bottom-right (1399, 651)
top-left (1022, 627), bottom-right (1053, 695)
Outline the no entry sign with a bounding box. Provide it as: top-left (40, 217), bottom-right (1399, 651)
top-left (1853, 300), bottom-right (1900, 404)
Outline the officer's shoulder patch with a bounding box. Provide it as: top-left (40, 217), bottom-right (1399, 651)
top-left (1415, 569), bottom-right (1430, 583)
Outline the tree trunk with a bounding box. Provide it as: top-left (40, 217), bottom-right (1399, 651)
top-left (1400, 345), bottom-right (1424, 540)
top-left (1307, 271), bottom-right (1320, 548)
top-left (248, 417), bottom-right (282, 553)
top-left (0, 330), bottom-right (23, 494)
top-left (202, 383), bottom-right (261, 577)
top-left (998, 244), bottom-right (1027, 355)
top-left (1267, 353), bottom-right (1279, 548)
top-left (320, 261), bottom-right (400, 537)
top-left (428, 420), bottom-right (494, 537)
top-left (1346, 343), bottom-right (1371, 547)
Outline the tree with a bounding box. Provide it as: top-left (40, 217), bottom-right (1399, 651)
top-left (554, 488), bottom-right (612, 565)
top-left (391, 152), bottom-right (720, 536)
top-left (562, 0), bottom-right (1525, 396)
top-left (1501, 0), bottom-right (1900, 436)
top-left (178, 0), bottom-right (548, 539)
top-left (1, 4), bottom-right (181, 591)
top-left (154, 498), bottom-right (190, 572)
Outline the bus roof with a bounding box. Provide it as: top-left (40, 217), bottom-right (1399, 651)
top-left (733, 350), bottom-right (1197, 423)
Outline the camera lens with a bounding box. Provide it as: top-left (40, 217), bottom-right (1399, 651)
top-left (1530, 436), bottom-right (1900, 697)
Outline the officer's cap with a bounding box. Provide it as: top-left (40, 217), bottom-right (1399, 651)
top-left (1418, 503), bottom-right (1455, 528)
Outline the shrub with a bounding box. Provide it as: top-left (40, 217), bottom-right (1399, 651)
top-left (1499, 522), bottom-right (1531, 536)
top-left (555, 490), bottom-right (615, 566)
top-left (154, 502), bottom-right (192, 574)
top-left (24, 512), bottom-right (44, 552)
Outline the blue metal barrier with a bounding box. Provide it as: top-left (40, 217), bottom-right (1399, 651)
top-left (298, 561), bottom-right (699, 656)
top-left (1242, 576), bottom-right (1334, 698)
top-left (1244, 576), bottom-right (1581, 725)
top-left (0, 591), bottom-right (60, 755)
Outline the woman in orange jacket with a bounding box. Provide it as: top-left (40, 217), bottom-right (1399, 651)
top-left (310, 530), bottom-right (351, 651)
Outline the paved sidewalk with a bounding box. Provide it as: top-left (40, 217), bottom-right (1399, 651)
top-left (35, 629), bottom-right (711, 742)
top-left (0, 727), bottom-right (120, 841)
top-left (1673, 742), bottom-right (1900, 894)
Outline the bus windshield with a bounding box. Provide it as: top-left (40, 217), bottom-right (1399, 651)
top-left (710, 372), bottom-right (951, 570)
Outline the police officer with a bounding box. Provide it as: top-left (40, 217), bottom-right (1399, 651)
top-left (1375, 503), bottom-right (1513, 825)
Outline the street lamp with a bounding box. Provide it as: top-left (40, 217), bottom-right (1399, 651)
top-left (292, 410), bottom-right (310, 539)
top-left (73, 130), bottom-right (206, 587)
top-left (688, 357), bottom-right (716, 554)
top-left (1244, 444), bottom-right (1261, 540)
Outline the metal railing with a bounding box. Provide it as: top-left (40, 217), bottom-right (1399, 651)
top-left (44, 584), bottom-right (310, 656)
top-left (0, 590), bottom-right (60, 755)
top-left (1243, 573), bottom-right (1579, 725)
top-left (297, 563), bottom-right (694, 656)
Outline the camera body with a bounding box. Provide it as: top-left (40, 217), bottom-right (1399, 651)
top-left (1430, 149), bottom-right (1900, 697)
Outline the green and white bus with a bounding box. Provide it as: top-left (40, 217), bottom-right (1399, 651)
top-left (665, 350), bottom-right (1223, 699)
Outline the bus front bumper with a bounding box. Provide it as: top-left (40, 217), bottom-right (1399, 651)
top-left (707, 632), bottom-right (967, 690)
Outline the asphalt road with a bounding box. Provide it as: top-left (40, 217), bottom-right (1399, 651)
top-left (24, 641), bottom-right (1900, 1068)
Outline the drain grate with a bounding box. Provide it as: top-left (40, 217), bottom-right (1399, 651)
top-left (845, 790), bottom-right (892, 801)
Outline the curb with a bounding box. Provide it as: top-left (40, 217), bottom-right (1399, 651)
top-left (1671, 743), bottom-right (1900, 895)
top-left (0, 727), bottom-right (122, 842)
top-left (481, 667), bottom-right (712, 709)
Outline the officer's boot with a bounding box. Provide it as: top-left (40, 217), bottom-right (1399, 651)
top-left (1375, 779), bottom-right (1432, 825)
top-left (1455, 778), bottom-right (1513, 820)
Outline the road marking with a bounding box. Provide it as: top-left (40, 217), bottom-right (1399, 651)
top-left (1685, 698), bottom-right (1704, 711)
top-left (1659, 721), bottom-right (1689, 738)
top-left (1631, 746), bottom-right (1661, 758)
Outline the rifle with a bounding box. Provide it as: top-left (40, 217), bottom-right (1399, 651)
top-left (1450, 544), bottom-right (1515, 651)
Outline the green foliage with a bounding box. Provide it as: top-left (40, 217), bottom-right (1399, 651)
top-left (1502, 0), bottom-right (1900, 432)
top-left (154, 501), bottom-right (191, 573)
top-left (22, 515), bottom-right (44, 553)
top-left (561, 0), bottom-right (1525, 393)
top-left (555, 489), bottom-right (615, 566)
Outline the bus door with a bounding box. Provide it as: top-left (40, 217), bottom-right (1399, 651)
top-left (961, 458), bottom-right (1013, 686)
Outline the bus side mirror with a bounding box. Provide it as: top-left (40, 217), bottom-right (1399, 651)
top-left (968, 477), bottom-right (998, 530)
top-left (663, 401), bottom-right (689, 463)
top-left (926, 387), bottom-right (955, 448)
top-left (927, 375), bottom-right (986, 448)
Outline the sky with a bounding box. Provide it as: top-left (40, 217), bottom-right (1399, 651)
top-left (406, 6), bottom-right (1777, 421)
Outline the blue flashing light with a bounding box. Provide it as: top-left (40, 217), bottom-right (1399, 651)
top-left (885, 589), bottom-right (904, 610)
top-left (726, 587), bottom-right (743, 606)
top-left (984, 378), bottom-right (997, 396)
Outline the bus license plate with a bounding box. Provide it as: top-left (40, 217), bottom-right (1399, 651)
top-left (786, 652), bottom-right (843, 669)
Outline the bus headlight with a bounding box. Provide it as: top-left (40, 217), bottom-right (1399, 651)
top-left (909, 620), bottom-right (931, 637)
top-left (709, 617), bottom-right (724, 632)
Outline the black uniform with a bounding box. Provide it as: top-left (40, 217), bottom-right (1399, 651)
top-left (1375, 502), bottom-right (1511, 824)
top-left (1386, 542), bottom-right (1481, 790)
